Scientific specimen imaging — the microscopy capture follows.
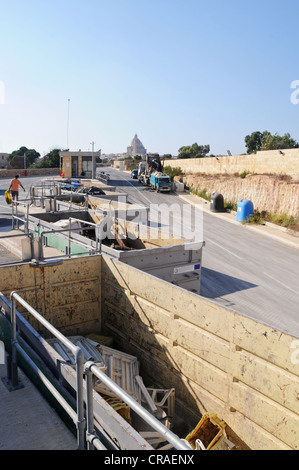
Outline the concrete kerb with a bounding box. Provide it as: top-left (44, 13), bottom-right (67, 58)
top-left (178, 191), bottom-right (299, 251)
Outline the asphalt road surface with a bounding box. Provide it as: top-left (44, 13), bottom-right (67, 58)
top-left (0, 174), bottom-right (43, 214)
top-left (104, 167), bottom-right (299, 338)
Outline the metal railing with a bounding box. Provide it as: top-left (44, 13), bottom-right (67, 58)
top-left (11, 199), bottom-right (31, 232)
top-left (84, 361), bottom-right (190, 451)
top-left (39, 217), bottom-right (102, 258)
top-left (6, 291), bottom-right (86, 449)
top-left (3, 292), bottom-right (191, 451)
top-left (0, 203), bottom-right (102, 264)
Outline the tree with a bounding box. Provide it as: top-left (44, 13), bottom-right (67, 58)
top-left (178, 143), bottom-right (210, 159)
top-left (31, 148), bottom-right (61, 168)
top-left (245, 131), bottom-right (299, 153)
top-left (262, 132), bottom-right (299, 150)
top-left (244, 131), bottom-right (263, 154)
top-left (9, 146), bottom-right (40, 165)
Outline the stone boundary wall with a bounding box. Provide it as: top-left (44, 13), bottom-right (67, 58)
top-left (184, 173), bottom-right (299, 217)
top-left (165, 148), bottom-right (299, 177)
top-left (101, 256), bottom-right (299, 450)
top-left (0, 168), bottom-right (60, 178)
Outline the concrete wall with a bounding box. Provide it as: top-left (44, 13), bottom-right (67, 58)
top-left (0, 255), bottom-right (298, 449)
top-left (165, 148), bottom-right (299, 177)
top-left (113, 160), bottom-right (131, 171)
top-left (0, 257), bottom-right (102, 337)
top-left (101, 256), bottom-right (299, 450)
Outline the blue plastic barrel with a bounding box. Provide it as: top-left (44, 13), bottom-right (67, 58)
top-left (236, 199), bottom-right (254, 222)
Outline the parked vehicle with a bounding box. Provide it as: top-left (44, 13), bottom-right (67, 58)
top-left (138, 155), bottom-right (171, 192)
top-left (150, 172), bottom-right (172, 192)
top-left (131, 169), bottom-right (138, 179)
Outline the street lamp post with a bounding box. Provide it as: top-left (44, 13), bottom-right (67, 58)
top-left (91, 141), bottom-right (95, 179)
top-left (67, 99), bottom-right (70, 150)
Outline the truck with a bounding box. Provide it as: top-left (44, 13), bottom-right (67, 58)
top-left (138, 154), bottom-right (171, 192)
top-left (149, 171), bottom-right (172, 192)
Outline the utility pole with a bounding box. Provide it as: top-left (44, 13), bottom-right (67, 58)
top-left (91, 141), bottom-right (95, 179)
top-left (67, 99), bottom-right (70, 150)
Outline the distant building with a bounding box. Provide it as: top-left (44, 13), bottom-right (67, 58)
top-left (0, 152), bottom-right (9, 168)
top-left (127, 134), bottom-right (147, 157)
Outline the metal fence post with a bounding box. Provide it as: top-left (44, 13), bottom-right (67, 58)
top-left (75, 347), bottom-right (85, 450)
top-left (85, 366), bottom-right (95, 450)
top-left (2, 292), bottom-right (24, 391)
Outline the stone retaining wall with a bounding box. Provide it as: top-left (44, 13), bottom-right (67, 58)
top-left (165, 148), bottom-right (299, 177)
top-left (183, 173), bottom-right (299, 218)
top-left (0, 168), bottom-right (60, 178)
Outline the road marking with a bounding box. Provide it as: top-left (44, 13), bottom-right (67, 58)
top-left (263, 272), bottom-right (299, 295)
top-left (208, 238), bottom-right (243, 260)
top-left (114, 172), bottom-right (155, 206)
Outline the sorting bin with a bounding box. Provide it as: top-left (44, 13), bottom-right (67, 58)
top-left (210, 193), bottom-right (225, 212)
top-left (236, 199), bottom-right (254, 222)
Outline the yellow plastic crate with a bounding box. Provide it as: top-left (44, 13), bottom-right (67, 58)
top-left (185, 413), bottom-right (226, 450)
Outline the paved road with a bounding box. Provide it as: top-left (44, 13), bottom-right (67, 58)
top-left (104, 168), bottom-right (299, 338)
top-left (0, 174), bottom-right (50, 215)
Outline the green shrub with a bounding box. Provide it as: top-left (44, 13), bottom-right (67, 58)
top-left (163, 166), bottom-right (185, 181)
top-left (239, 170), bottom-right (251, 179)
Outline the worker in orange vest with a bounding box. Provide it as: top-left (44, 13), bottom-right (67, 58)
top-left (9, 175), bottom-right (26, 201)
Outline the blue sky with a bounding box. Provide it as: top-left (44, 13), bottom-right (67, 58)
top-left (1, 0), bottom-right (299, 157)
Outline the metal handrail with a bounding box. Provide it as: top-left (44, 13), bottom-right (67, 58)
top-left (11, 199), bottom-right (32, 232)
top-left (0, 222), bottom-right (100, 266)
top-left (8, 291), bottom-right (86, 450)
top-left (39, 221), bottom-right (100, 258)
top-left (5, 292), bottom-right (191, 451)
top-left (84, 361), bottom-right (191, 451)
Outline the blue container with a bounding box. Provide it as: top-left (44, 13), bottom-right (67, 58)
top-left (71, 181), bottom-right (79, 188)
top-left (236, 199), bottom-right (254, 222)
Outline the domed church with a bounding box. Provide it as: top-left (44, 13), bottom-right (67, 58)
top-left (127, 134), bottom-right (147, 156)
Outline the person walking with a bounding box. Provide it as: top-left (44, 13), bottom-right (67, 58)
top-left (9, 175), bottom-right (25, 201)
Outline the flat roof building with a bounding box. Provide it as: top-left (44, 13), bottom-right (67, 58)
top-left (59, 150), bottom-right (101, 179)
top-left (0, 153), bottom-right (9, 169)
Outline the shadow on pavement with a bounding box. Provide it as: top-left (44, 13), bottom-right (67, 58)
top-left (200, 266), bottom-right (257, 299)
